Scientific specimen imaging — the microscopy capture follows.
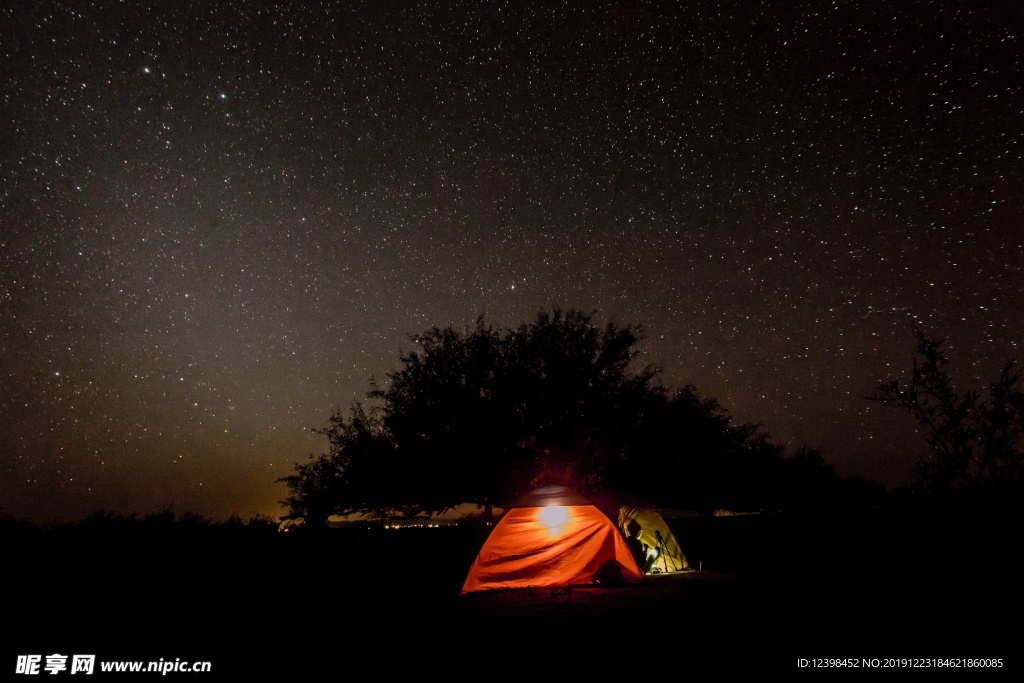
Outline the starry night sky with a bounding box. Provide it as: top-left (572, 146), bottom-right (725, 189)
top-left (2, 0), bottom-right (1021, 523)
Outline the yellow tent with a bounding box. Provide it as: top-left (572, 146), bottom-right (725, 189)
top-left (590, 490), bottom-right (691, 574)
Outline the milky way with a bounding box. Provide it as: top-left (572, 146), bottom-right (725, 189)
top-left (2, 0), bottom-right (1021, 522)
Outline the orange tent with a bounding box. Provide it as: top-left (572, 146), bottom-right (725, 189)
top-left (460, 486), bottom-right (645, 593)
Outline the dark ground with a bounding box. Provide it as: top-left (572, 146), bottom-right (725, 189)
top-left (7, 501), bottom-right (1022, 678)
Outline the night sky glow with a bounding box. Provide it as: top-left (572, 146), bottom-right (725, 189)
top-left (2, 1), bottom-right (1021, 523)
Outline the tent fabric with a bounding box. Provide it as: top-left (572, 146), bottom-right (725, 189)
top-left (461, 486), bottom-right (644, 594)
top-left (509, 485), bottom-right (595, 509)
top-left (589, 490), bottom-right (692, 574)
top-left (617, 503), bottom-right (690, 573)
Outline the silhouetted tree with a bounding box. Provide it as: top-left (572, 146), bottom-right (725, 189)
top-left (280, 308), bottom-right (852, 525)
top-left (622, 385), bottom-right (789, 513)
top-left (870, 327), bottom-right (1024, 496)
top-left (278, 403), bottom-right (396, 525)
top-left (280, 309), bottom-right (661, 523)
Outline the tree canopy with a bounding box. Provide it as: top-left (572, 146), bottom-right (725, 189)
top-left (870, 327), bottom-right (1024, 497)
top-left (279, 308), bottom-right (862, 526)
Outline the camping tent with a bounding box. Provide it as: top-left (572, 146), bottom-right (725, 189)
top-left (589, 490), bottom-right (691, 574)
top-left (460, 486), bottom-right (645, 594)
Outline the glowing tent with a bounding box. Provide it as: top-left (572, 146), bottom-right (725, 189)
top-left (589, 490), bottom-right (691, 574)
top-left (460, 486), bottom-right (645, 594)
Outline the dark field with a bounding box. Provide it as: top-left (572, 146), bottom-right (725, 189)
top-left (7, 501), bottom-right (1021, 677)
